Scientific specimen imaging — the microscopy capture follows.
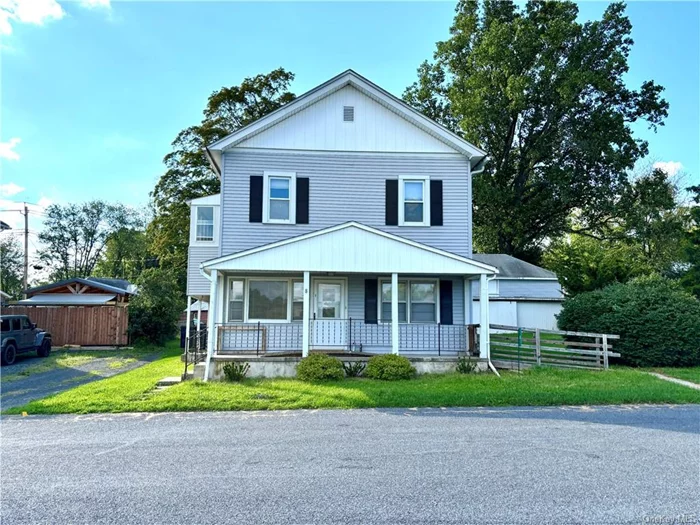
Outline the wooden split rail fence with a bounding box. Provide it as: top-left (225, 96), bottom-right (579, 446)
top-left (487, 324), bottom-right (620, 370)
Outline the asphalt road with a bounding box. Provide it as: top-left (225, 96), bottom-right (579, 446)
top-left (2, 406), bottom-right (698, 524)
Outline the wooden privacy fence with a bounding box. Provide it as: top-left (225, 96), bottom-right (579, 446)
top-left (487, 324), bottom-right (620, 370)
top-left (3, 305), bottom-right (129, 346)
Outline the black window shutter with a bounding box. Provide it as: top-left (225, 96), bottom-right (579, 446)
top-left (439, 279), bottom-right (453, 325)
top-left (430, 180), bottom-right (443, 226)
top-left (364, 279), bottom-right (378, 324)
top-left (296, 178), bottom-right (309, 224)
top-left (249, 176), bottom-right (263, 223)
top-left (385, 180), bottom-right (398, 226)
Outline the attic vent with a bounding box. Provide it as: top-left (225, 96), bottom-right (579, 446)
top-left (343, 106), bottom-right (354, 122)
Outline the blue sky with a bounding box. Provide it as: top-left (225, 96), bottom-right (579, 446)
top-left (1, 0), bottom-right (698, 234)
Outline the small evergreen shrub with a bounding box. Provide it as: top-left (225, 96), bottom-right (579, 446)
top-left (364, 354), bottom-right (416, 380)
top-left (296, 354), bottom-right (345, 381)
top-left (343, 361), bottom-right (366, 378)
top-left (456, 356), bottom-right (477, 374)
top-left (557, 276), bottom-right (700, 367)
top-left (222, 362), bottom-right (250, 382)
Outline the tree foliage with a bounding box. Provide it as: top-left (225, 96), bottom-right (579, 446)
top-left (38, 201), bottom-right (143, 281)
top-left (127, 268), bottom-right (183, 345)
top-left (0, 236), bottom-right (24, 299)
top-left (680, 185), bottom-right (700, 298)
top-left (149, 68), bottom-right (296, 290)
top-left (404, 1), bottom-right (668, 261)
top-left (557, 276), bottom-right (700, 367)
top-left (93, 227), bottom-right (152, 283)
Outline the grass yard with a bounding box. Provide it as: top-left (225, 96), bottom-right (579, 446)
top-left (4, 342), bottom-right (699, 414)
top-left (651, 367), bottom-right (700, 385)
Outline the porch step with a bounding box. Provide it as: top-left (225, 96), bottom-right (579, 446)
top-left (157, 376), bottom-right (182, 387)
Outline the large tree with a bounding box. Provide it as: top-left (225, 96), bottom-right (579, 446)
top-left (93, 227), bottom-right (151, 283)
top-left (0, 236), bottom-right (24, 299)
top-left (404, 1), bottom-right (668, 261)
top-left (149, 68), bottom-right (296, 290)
top-left (680, 185), bottom-right (700, 298)
top-left (38, 201), bottom-right (142, 281)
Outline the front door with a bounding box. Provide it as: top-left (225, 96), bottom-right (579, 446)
top-left (312, 280), bottom-right (347, 349)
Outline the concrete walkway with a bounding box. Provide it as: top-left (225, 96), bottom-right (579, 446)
top-left (648, 372), bottom-right (700, 390)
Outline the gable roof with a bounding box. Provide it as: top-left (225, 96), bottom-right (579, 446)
top-left (25, 277), bottom-right (136, 296)
top-left (202, 222), bottom-right (498, 276)
top-left (470, 254), bottom-right (557, 280)
top-left (206, 69), bottom-right (487, 171)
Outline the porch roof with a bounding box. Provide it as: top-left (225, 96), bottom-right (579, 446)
top-left (201, 222), bottom-right (498, 276)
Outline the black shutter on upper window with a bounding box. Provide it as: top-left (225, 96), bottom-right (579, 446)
top-left (385, 180), bottom-right (398, 226)
top-left (249, 176), bottom-right (263, 223)
top-left (430, 180), bottom-right (443, 226)
top-left (296, 178), bottom-right (309, 224)
top-left (439, 279), bottom-right (453, 325)
top-left (364, 279), bottom-right (378, 324)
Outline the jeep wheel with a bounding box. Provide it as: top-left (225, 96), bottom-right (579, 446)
top-left (37, 339), bottom-right (51, 358)
top-left (2, 344), bottom-right (17, 366)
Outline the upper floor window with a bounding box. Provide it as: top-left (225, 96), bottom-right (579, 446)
top-left (399, 176), bottom-right (430, 226)
top-left (263, 171), bottom-right (296, 224)
top-left (195, 206), bottom-right (214, 242)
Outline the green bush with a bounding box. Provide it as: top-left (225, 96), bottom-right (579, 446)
top-left (557, 276), bottom-right (700, 367)
top-left (364, 354), bottom-right (416, 380)
top-left (222, 362), bottom-right (250, 382)
top-left (128, 268), bottom-right (183, 345)
top-left (456, 356), bottom-right (477, 374)
top-left (342, 361), bottom-right (366, 378)
top-left (296, 354), bottom-right (345, 381)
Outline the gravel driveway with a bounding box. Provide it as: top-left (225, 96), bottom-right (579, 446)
top-left (2, 405), bottom-right (698, 524)
top-left (1, 352), bottom-right (159, 409)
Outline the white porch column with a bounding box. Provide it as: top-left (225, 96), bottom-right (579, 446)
top-left (185, 295), bottom-right (192, 348)
top-left (391, 272), bottom-right (399, 355)
top-left (479, 273), bottom-right (490, 360)
top-left (196, 298), bottom-right (203, 351)
top-left (302, 271), bottom-right (311, 357)
top-left (204, 270), bottom-right (219, 382)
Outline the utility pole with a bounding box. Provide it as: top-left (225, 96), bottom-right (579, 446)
top-left (23, 203), bottom-right (28, 299)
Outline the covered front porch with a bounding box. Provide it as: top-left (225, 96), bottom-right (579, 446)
top-left (197, 223), bottom-right (497, 380)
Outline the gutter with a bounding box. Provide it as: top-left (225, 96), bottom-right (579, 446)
top-left (198, 265), bottom-right (214, 382)
top-left (486, 273), bottom-right (500, 377)
top-left (204, 145), bottom-right (221, 177)
top-left (471, 155), bottom-right (489, 175)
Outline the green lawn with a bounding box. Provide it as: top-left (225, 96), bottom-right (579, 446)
top-left (652, 367), bottom-right (700, 385)
top-left (4, 342), bottom-right (699, 414)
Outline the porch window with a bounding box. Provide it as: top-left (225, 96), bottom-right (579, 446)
top-left (399, 176), bottom-right (430, 226)
top-left (248, 280), bottom-right (288, 320)
top-left (263, 171), bottom-right (296, 224)
top-left (227, 279), bottom-right (244, 322)
top-left (381, 282), bottom-right (407, 322)
top-left (379, 279), bottom-right (437, 323)
top-left (410, 282), bottom-right (436, 323)
top-left (292, 281), bottom-right (304, 321)
top-left (195, 206), bottom-right (214, 241)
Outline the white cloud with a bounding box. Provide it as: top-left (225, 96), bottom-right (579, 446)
top-left (0, 0), bottom-right (64, 36)
top-left (0, 137), bottom-right (21, 161)
top-left (0, 182), bottom-right (25, 197)
top-left (653, 161), bottom-right (683, 177)
top-left (79, 0), bottom-right (111, 9)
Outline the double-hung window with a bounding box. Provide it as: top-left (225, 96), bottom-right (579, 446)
top-left (379, 279), bottom-right (437, 323)
top-left (399, 176), bottom-right (430, 226)
top-left (228, 279), bottom-right (244, 322)
top-left (195, 206), bottom-right (214, 242)
top-left (264, 171), bottom-right (296, 224)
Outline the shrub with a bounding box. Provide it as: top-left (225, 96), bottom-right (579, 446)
top-left (364, 354), bottom-right (416, 380)
top-left (128, 268), bottom-right (182, 345)
top-left (296, 354), bottom-right (345, 381)
top-left (343, 361), bottom-right (366, 378)
top-left (456, 356), bottom-right (477, 374)
top-left (557, 275), bottom-right (700, 367)
top-left (222, 362), bottom-right (250, 382)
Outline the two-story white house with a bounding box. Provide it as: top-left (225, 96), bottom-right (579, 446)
top-left (186, 70), bottom-right (520, 379)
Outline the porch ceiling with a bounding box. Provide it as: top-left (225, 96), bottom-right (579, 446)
top-left (201, 222), bottom-right (498, 276)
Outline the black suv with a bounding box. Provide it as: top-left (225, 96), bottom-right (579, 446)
top-left (0, 315), bottom-right (52, 366)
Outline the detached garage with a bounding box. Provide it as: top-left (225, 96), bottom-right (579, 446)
top-left (7, 277), bottom-right (136, 346)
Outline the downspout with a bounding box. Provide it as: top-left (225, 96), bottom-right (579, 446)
top-left (486, 273), bottom-right (500, 377)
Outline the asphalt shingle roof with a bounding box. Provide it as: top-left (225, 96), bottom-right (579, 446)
top-left (470, 254), bottom-right (557, 279)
